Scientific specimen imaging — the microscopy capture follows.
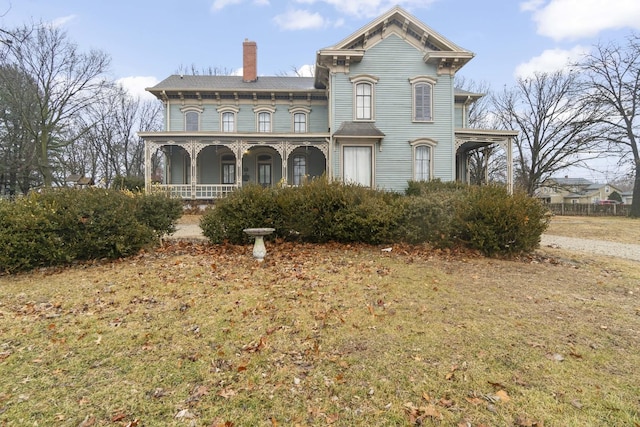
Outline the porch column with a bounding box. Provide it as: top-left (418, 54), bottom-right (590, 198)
top-left (506, 137), bottom-right (513, 194)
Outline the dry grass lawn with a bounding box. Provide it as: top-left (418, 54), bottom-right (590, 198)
top-left (0, 216), bottom-right (639, 426)
top-left (546, 215), bottom-right (640, 245)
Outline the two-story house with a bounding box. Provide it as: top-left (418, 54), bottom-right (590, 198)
top-left (536, 177), bottom-right (623, 204)
top-left (139, 6), bottom-right (517, 199)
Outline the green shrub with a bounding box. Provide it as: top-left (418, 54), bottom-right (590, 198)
top-left (33, 188), bottom-right (156, 261)
top-left (455, 185), bottom-right (550, 256)
top-left (200, 184), bottom-right (284, 244)
top-left (405, 179), bottom-right (468, 196)
top-left (200, 179), bottom-right (550, 257)
top-left (395, 192), bottom-right (463, 246)
top-left (0, 195), bottom-right (70, 273)
top-left (135, 192), bottom-right (183, 238)
top-left (0, 188), bottom-right (182, 274)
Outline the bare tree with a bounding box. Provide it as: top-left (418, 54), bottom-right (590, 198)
top-left (579, 33), bottom-right (640, 217)
top-left (61, 85), bottom-right (162, 187)
top-left (491, 70), bottom-right (605, 195)
top-left (1, 23), bottom-right (111, 187)
top-left (0, 64), bottom-right (39, 194)
top-left (175, 64), bottom-right (235, 76)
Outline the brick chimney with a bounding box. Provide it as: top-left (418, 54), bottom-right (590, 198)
top-left (243, 39), bottom-right (257, 82)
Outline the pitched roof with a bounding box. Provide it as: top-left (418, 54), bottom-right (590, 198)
top-left (333, 121), bottom-right (385, 138)
top-left (147, 75), bottom-right (319, 93)
top-left (547, 177), bottom-right (594, 186)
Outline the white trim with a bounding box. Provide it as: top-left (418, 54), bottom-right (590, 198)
top-left (217, 106), bottom-right (239, 133)
top-left (409, 76), bottom-right (436, 123)
top-left (410, 138), bottom-right (437, 181)
top-left (350, 74), bottom-right (379, 122)
top-left (290, 107), bottom-right (310, 133)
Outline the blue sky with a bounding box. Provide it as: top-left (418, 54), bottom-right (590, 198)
top-left (3, 0), bottom-right (640, 181)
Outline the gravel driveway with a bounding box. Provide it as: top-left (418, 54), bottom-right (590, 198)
top-left (540, 234), bottom-right (640, 262)
top-left (170, 224), bottom-right (640, 262)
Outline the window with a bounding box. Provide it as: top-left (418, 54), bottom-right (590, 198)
top-left (290, 107), bottom-right (310, 133)
top-left (414, 146), bottom-right (431, 181)
top-left (410, 138), bottom-right (437, 181)
top-left (343, 146), bottom-right (372, 187)
top-left (222, 112), bottom-right (235, 132)
top-left (410, 76), bottom-right (436, 122)
top-left (294, 113), bottom-right (307, 133)
top-left (221, 154), bottom-right (235, 184)
top-left (355, 83), bottom-right (372, 120)
top-left (292, 155), bottom-right (306, 185)
top-left (350, 75), bottom-right (378, 121)
top-left (258, 112), bottom-right (271, 132)
top-left (185, 111), bottom-right (199, 131)
top-left (257, 154), bottom-right (272, 186)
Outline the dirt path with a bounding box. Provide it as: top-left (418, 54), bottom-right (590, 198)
top-left (540, 234), bottom-right (640, 261)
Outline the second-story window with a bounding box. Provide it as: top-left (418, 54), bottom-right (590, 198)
top-left (185, 111), bottom-right (199, 131)
top-left (350, 75), bottom-right (378, 121)
top-left (294, 112), bottom-right (307, 133)
top-left (410, 76), bottom-right (436, 122)
top-left (222, 112), bottom-right (235, 132)
top-left (258, 112), bottom-right (271, 132)
top-left (355, 83), bottom-right (372, 120)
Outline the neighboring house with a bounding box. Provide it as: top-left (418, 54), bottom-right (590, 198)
top-left (139, 6), bottom-right (517, 199)
top-left (536, 177), bottom-right (623, 204)
top-left (621, 191), bottom-right (634, 205)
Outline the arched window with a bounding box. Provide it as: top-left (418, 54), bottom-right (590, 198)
top-left (294, 113), bottom-right (307, 133)
top-left (410, 76), bottom-right (436, 122)
top-left (185, 111), bottom-right (199, 131)
top-left (290, 106), bottom-right (310, 133)
top-left (350, 75), bottom-right (379, 121)
top-left (414, 146), bottom-right (431, 181)
top-left (258, 112), bottom-right (271, 132)
top-left (410, 138), bottom-right (437, 181)
top-left (221, 111), bottom-right (235, 132)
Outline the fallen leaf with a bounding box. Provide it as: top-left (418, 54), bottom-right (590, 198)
top-left (216, 388), bottom-right (236, 399)
top-left (546, 353), bottom-right (565, 362)
top-left (495, 389), bottom-right (511, 403)
top-left (78, 415), bottom-right (96, 427)
top-left (175, 409), bottom-right (195, 419)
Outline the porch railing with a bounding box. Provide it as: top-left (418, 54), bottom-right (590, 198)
top-left (150, 184), bottom-right (239, 199)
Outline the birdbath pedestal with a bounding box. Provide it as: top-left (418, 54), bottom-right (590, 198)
top-left (243, 228), bottom-right (275, 262)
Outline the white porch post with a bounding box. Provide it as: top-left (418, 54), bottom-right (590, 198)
top-left (506, 137), bottom-right (513, 194)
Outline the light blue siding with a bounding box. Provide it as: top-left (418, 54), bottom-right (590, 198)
top-left (331, 34), bottom-right (456, 192)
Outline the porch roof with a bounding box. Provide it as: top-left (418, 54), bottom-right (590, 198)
top-left (333, 121), bottom-right (385, 139)
top-left (455, 128), bottom-right (518, 152)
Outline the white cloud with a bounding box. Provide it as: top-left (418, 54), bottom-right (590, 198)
top-left (49, 15), bottom-right (77, 28)
top-left (295, 64), bottom-right (315, 76)
top-left (211, 0), bottom-right (243, 12)
top-left (514, 45), bottom-right (589, 78)
top-left (116, 76), bottom-right (160, 102)
top-left (273, 9), bottom-right (325, 30)
top-left (523, 0), bottom-right (640, 40)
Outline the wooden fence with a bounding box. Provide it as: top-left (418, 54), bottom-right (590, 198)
top-left (546, 203), bottom-right (630, 217)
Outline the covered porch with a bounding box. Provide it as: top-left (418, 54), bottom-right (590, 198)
top-left (455, 129), bottom-right (518, 193)
top-left (142, 135), bottom-right (329, 199)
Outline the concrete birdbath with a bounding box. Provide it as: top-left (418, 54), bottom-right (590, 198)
top-left (243, 228), bottom-right (275, 261)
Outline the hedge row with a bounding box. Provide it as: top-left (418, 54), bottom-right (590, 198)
top-left (200, 179), bottom-right (550, 256)
top-left (0, 189), bottom-right (182, 273)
